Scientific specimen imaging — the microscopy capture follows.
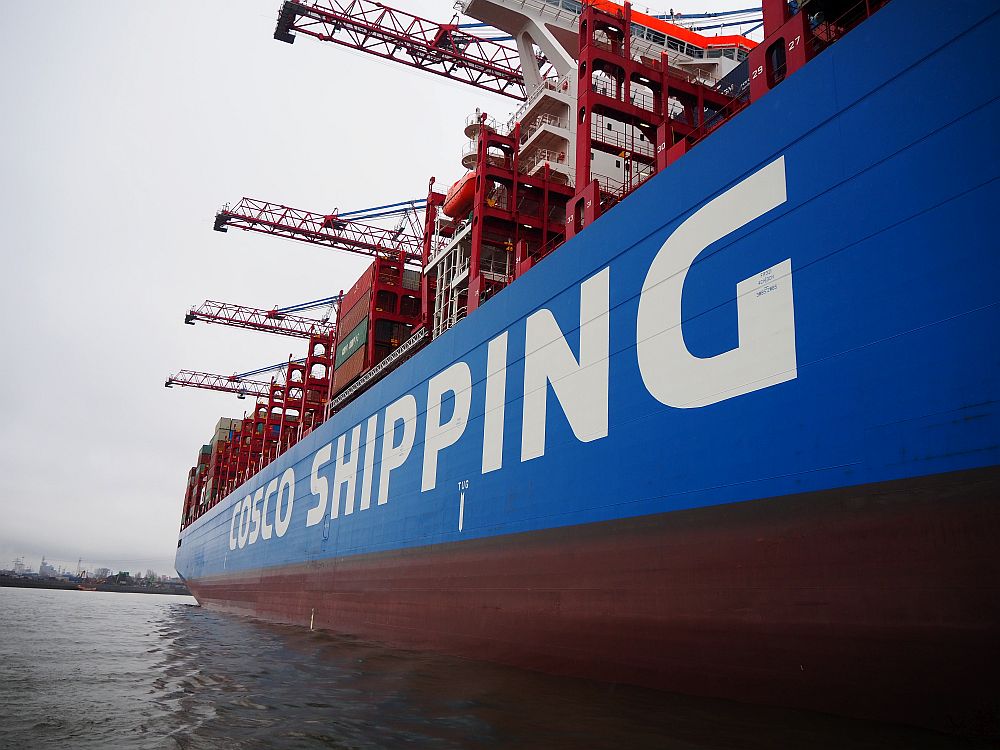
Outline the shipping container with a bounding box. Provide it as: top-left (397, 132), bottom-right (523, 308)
top-left (332, 346), bottom-right (366, 392)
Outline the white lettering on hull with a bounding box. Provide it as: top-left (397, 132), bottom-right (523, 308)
top-left (481, 332), bottom-right (508, 474)
top-left (637, 156), bottom-right (796, 407)
top-left (359, 414), bottom-right (379, 511)
top-left (335, 425), bottom-right (363, 516)
top-left (422, 362), bottom-right (473, 492)
top-left (306, 443), bottom-right (332, 527)
top-left (379, 395), bottom-right (417, 505)
top-left (221, 156), bottom-right (798, 556)
top-left (521, 267), bottom-right (610, 462)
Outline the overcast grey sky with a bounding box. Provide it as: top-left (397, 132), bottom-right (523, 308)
top-left (0, 0), bottom-right (758, 575)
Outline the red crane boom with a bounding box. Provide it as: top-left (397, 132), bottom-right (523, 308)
top-left (215, 197), bottom-right (424, 264)
top-left (164, 371), bottom-right (272, 399)
top-left (184, 300), bottom-right (336, 339)
top-left (273, 0), bottom-right (529, 100)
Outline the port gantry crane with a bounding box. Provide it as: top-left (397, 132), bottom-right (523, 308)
top-left (272, 0), bottom-right (544, 100)
top-left (214, 197), bottom-right (425, 264)
top-left (171, 296), bottom-right (349, 508)
top-left (174, 353), bottom-right (330, 524)
top-left (184, 295), bottom-right (341, 339)
top-left (165, 360), bottom-right (304, 399)
top-left (164, 370), bottom-right (272, 399)
top-left (183, 196), bottom-right (428, 432)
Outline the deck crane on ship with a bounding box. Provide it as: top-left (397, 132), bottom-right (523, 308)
top-left (184, 296), bottom-right (341, 339)
top-left (165, 367), bottom-right (278, 399)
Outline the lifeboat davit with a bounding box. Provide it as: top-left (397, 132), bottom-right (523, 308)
top-left (442, 172), bottom-right (475, 218)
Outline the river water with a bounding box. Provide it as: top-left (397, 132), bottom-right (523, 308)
top-left (0, 586), bottom-right (990, 749)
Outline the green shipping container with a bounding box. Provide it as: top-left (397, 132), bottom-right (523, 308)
top-left (336, 317), bottom-right (368, 369)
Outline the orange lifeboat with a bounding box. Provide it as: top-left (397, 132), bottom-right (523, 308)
top-left (442, 172), bottom-right (475, 218)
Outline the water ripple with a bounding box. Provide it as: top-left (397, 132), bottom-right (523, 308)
top-left (0, 587), bottom-right (991, 749)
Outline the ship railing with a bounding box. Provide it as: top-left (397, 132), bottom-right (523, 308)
top-left (479, 250), bottom-right (513, 282)
top-left (517, 231), bottom-right (566, 269)
top-left (593, 166), bottom-right (652, 199)
top-left (805, 0), bottom-right (889, 53)
top-left (592, 162), bottom-right (656, 208)
top-left (514, 0), bottom-right (583, 22)
top-left (465, 111), bottom-right (505, 134)
top-left (672, 65), bottom-right (720, 88)
top-left (594, 173), bottom-right (626, 198)
top-left (509, 73), bottom-right (573, 132)
top-left (590, 81), bottom-right (657, 113)
top-left (461, 139), bottom-right (509, 169)
top-left (519, 148), bottom-right (572, 177)
top-left (679, 92), bottom-right (750, 150)
top-left (325, 328), bottom-right (431, 418)
top-left (519, 112), bottom-right (568, 144)
top-left (590, 114), bottom-right (656, 158)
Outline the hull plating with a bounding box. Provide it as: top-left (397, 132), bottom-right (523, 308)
top-left (189, 467), bottom-right (1000, 732)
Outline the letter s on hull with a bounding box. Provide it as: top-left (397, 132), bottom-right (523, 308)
top-left (637, 156), bottom-right (796, 408)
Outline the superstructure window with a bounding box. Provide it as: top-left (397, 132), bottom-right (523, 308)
top-left (766, 38), bottom-right (787, 87)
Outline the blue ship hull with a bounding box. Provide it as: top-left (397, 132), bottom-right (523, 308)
top-left (177, 0), bottom-right (1000, 733)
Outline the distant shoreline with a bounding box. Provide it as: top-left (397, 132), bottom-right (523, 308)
top-left (0, 574), bottom-right (191, 597)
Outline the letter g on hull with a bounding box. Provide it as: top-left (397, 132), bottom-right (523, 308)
top-left (637, 156), bottom-right (797, 408)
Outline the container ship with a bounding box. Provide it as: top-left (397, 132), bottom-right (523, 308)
top-left (171, 0), bottom-right (1000, 735)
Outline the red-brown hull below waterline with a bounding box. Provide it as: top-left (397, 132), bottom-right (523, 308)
top-left (187, 465), bottom-right (1000, 737)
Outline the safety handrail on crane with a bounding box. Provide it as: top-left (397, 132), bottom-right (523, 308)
top-left (273, 0), bottom-right (535, 100)
top-left (214, 197), bottom-right (424, 264)
top-left (184, 300), bottom-right (337, 339)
